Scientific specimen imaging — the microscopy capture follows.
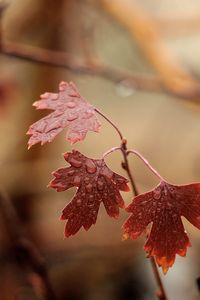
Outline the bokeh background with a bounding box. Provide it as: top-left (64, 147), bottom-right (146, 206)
top-left (0, 0), bottom-right (200, 299)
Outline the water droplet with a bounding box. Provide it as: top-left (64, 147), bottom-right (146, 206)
top-left (104, 192), bottom-right (108, 197)
top-left (86, 183), bottom-right (93, 192)
top-left (51, 93), bottom-right (58, 100)
top-left (142, 200), bottom-right (148, 205)
top-left (68, 170), bottom-right (75, 176)
top-left (96, 160), bottom-right (103, 167)
top-left (84, 177), bottom-right (90, 184)
top-left (67, 114), bottom-right (78, 121)
top-left (92, 210), bottom-right (96, 215)
top-left (97, 180), bottom-right (104, 191)
top-left (89, 195), bottom-right (94, 200)
top-left (101, 168), bottom-right (113, 180)
top-left (154, 190), bottom-right (161, 200)
top-left (66, 101), bottom-right (76, 108)
top-left (115, 80), bottom-right (136, 97)
top-left (117, 177), bottom-right (125, 183)
top-left (74, 176), bottom-right (81, 186)
top-left (76, 199), bottom-right (82, 206)
top-left (69, 158), bottom-right (82, 168)
top-left (36, 122), bottom-right (47, 132)
top-left (88, 203), bottom-right (94, 208)
top-left (85, 159), bottom-right (97, 174)
top-left (82, 109), bottom-right (94, 119)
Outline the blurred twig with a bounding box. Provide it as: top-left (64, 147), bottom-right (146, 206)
top-left (155, 15), bottom-right (200, 36)
top-left (100, 0), bottom-right (200, 100)
top-left (0, 189), bottom-right (58, 300)
top-left (0, 39), bottom-right (163, 91)
top-left (1, 40), bottom-right (200, 103)
top-left (1, 39), bottom-right (200, 102)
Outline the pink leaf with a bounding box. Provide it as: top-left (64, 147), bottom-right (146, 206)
top-left (49, 150), bottom-right (129, 237)
top-left (123, 180), bottom-right (200, 273)
top-left (27, 81), bottom-right (101, 148)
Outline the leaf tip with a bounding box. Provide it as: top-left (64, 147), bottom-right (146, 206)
top-left (122, 232), bottom-right (130, 241)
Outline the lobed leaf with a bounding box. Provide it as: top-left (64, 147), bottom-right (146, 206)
top-left (27, 81), bottom-right (101, 148)
top-left (49, 150), bottom-right (129, 237)
top-left (123, 181), bottom-right (200, 273)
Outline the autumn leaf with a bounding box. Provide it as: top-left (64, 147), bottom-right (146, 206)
top-left (27, 81), bottom-right (101, 148)
top-left (49, 150), bottom-right (129, 237)
top-left (123, 181), bottom-right (200, 273)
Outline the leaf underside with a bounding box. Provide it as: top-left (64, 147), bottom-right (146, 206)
top-left (123, 181), bottom-right (200, 273)
top-left (49, 150), bottom-right (130, 237)
top-left (27, 81), bottom-right (101, 148)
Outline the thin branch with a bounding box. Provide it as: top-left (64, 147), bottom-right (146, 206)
top-left (95, 108), bottom-right (124, 140)
top-left (0, 40), bottom-right (162, 92)
top-left (127, 149), bottom-right (164, 181)
top-left (100, 0), bottom-right (200, 100)
top-left (103, 146), bottom-right (121, 159)
top-left (1, 40), bottom-right (200, 103)
top-left (0, 189), bottom-right (58, 300)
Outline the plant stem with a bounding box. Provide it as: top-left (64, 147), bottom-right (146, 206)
top-left (95, 108), bottom-right (124, 140)
top-left (98, 110), bottom-right (168, 300)
top-left (127, 149), bottom-right (164, 181)
top-left (120, 143), bottom-right (139, 196)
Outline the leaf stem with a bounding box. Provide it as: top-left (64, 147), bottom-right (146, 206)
top-left (95, 108), bottom-right (124, 141)
top-left (127, 149), bottom-right (164, 182)
top-left (103, 146), bottom-right (121, 159)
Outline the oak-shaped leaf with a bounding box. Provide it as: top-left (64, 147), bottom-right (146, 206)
top-left (123, 181), bottom-right (200, 273)
top-left (27, 81), bottom-right (101, 148)
top-left (49, 150), bottom-right (129, 237)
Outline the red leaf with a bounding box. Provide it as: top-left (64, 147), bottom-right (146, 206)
top-left (49, 150), bottom-right (129, 237)
top-left (27, 81), bottom-right (101, 148)
top-left (123, 181), bottom-right (200, 273)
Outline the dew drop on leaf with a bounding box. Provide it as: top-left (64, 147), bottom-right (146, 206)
top-left (85, 159), bottom-right (97, 174)
top-left (66, 101), bottom-right (76, 108)
top-left (97, 180), bottom-right (104, 191)
top-left (86, 183), bottom-right (93, 193)
top-left (69, 158), bottom-right (82, 168)
top-left (153, 190), bottom-right (161, 200)
top-left (73, 176), bottom-right (81, 186)
top-left (83, 109), bottom-right (94, 119)
top-left (67, 114), bottom-right (78, 121)
top-left (68, 170), bottom-right (75, 176)
top-left (76, 199), bottom-right (82, 206)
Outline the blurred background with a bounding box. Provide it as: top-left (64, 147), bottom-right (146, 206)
top-left (0, 0), bottom-right (200, 299)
